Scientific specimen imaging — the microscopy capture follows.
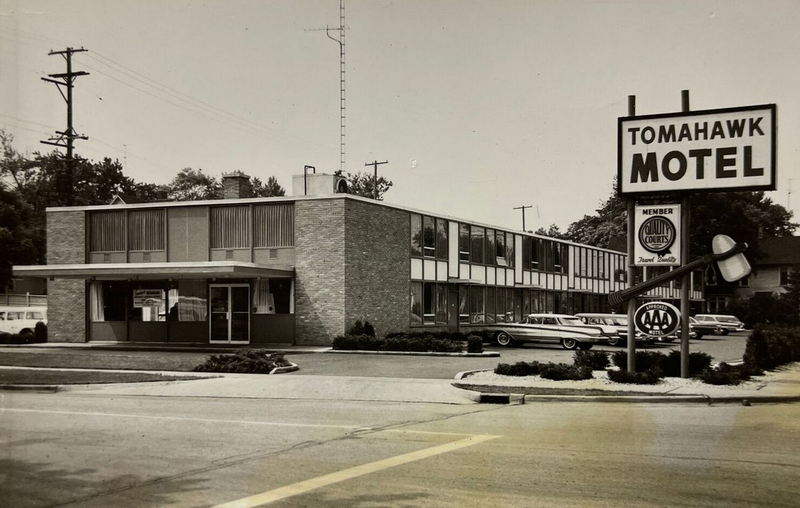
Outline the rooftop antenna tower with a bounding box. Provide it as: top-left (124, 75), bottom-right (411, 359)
top-left (307, 0), bottom-right (347, 173)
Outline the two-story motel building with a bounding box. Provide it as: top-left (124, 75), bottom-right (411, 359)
top-left (13, 173), bottom-right (705, 346)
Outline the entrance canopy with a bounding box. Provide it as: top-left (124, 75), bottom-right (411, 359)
top-left (13, 261), bottom-right (294, 280)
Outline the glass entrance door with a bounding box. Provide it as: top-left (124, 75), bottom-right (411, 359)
top-left (209, 284), bottom-right (250, 344)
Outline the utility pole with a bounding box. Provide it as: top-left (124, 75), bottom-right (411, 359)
top-left (307, 0), bottom-right (347, 173)
top-left (513, 205), bottom-right (533, 232)
top-left (364, 160), bottom-right (388, 200)
top-left (41, 46), bottom-right (89, 206)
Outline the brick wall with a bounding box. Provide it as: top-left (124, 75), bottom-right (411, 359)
top-left (344, 199), bottom-right (410, 338)
top-left (46, 210), bottom-right (87, 342)
top-left (294, 200), bottom-right (346, 344)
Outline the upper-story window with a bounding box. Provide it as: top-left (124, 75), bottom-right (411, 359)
top-left (128, 209), bottom-right (165, 251)
top-left (254, 204), bottom-right (294, 247)
top-left (411, 214), bottom-right (448, 259)
top-left (470, 226), bottom-right (485, 264)
top-left (90, 211), bottom-right (125, 252)
top-left (210, 206), bottom-right (249, 249)
top-left (459, 223), bottom-right (470, 262)
top-left (485, 229), bottom-right (496, 266)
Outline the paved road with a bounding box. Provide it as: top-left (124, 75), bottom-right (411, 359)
top-left (1, 390), bottom-right (797, 507)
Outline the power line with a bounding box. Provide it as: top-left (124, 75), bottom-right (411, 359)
top-left (364, 159), bottom-right (388, 200)
top-left (513, 205), bottom-right (533, 232)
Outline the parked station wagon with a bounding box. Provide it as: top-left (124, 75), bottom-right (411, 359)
top-left (0, 306), bottom-right (47, 336)
top-left (485, 313), bottom-right (616, 350)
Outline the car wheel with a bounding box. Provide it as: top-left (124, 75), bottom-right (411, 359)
top-left (695, 332), bottom-right (704, 339)
top-left (19, 328), bottom-right (33, 337)
top-left (577, 342), bottom-right (593, 350)
top-left (606, 337), bottom-right (621, 347)
top-left (714, 328), bottom-right (725, 335)
top-left (496, 332), bottom-right (514, 347)
top-left (561, 338), bottom-right (579, 350)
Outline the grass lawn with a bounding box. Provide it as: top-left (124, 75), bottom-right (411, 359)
top-left (0, 368), bottom-right (204, 385)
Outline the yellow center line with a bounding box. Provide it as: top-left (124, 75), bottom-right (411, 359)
top-left (212, 434), bottom-right (500, 508)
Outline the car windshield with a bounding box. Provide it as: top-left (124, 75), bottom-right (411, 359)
top-left (605, 317), bottom-right (627, 325)
top-left (557, 317), bottom-right (584, 326)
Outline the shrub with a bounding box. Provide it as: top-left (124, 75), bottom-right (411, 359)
top-left (194, 350), bottom-right (291, 373)
top-left (699, 362), bottom-right (753, 385)
top-left (332, 334), bottom-right (383, 351)
top-left (573, 350), bottom-right (609, 370)
top-left (347, 320), bottom-right (376, 337)
top-left (743, 325), bottom-right (800, 371)
top-left (495, 361), bottom-right (542, 377)
top-left (466, 335), bottom-right (483, 353)
top-left (660, 351), bottom-right (713, 377)
top-left (539, 363), bottom-right (593, 381)
top-left (611, 351), bottom-right (667, 372)
top-left (607, 367), bottom-right (663, 384)
top-left (33, 322), bottom-right (48, 342)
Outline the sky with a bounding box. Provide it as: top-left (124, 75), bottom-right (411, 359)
top-left (1, 0), bottom-right (798, 233)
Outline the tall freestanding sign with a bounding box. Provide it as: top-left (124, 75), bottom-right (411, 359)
top-left (618, 98), bottom-right (776, 376)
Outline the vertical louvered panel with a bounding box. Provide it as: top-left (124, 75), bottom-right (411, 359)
top-left (254, 204), bottom-right (294, 247)
top-left (128, 209), bottom-right (165, 251)
top-left (90, 211), bottom-right (125, 252)
top-left (210, 206), bottom-right (249, 248)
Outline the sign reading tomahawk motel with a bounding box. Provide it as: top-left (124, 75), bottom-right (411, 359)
top-left (634, 204), bottom-right (681, 266)
top-left (618, 104), bottom-right (776, 195)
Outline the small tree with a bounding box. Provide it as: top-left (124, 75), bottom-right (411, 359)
top-left (334, 170), bottom-right (393, 200)
top-left (252, 176), bottom-right (286, 197)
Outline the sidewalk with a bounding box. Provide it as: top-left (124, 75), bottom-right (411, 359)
top-left (0, 342), bottom-right (327, 354)
top-left (453, 362), bottom-right (800, 403)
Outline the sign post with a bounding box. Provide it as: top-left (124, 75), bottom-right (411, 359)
top-left (618, 92), bottom-right (775, 378)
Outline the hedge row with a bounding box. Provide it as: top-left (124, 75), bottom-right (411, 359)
top-left (611, 350), bottom-right (712, 378)
top-left (194, 350), bottom-right (291, 373)
top-left (743, 325), bottom-right (800, 371)
top-left (494, 361), bottom-right (592, 381)
top-left (333, 333), bottom-right (483, 353)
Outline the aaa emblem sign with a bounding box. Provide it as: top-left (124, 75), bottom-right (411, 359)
top-left (634, 301), bottom-right (680, 338)
top-left (634, 204), bottom-right (681, 266)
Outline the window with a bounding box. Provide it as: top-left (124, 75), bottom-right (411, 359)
top-left (553, 243), bottom-right (563, 273)
top-left (485, 286), bottom-right (496, 324)
top-left (89, 281), bottom-right (127, 321)
top-left (506, 289), bottom-right (515, 322)
top-left (210, 206), bottom-right (249, 249)
top-left (531, 238), bottom-right (541, 270)
top-left (496, 287), bottom-right (506, 323)
top-left (252, 279), bottom-right (292, 314)
top-left (469, 286), bottom-right (484, 324)
top-left (410, 282), bottom-right (422, 325)
top-left (485, 229), bottom-right (496, 266)
top-left (459, 224), bottom-right (470, 262)
top-left (494, 231), bottom-right (505, 266)
top-left (422, 282), bottom-right (435, 324)
top-left (522, 237), bottom-right (532, 269)
top-left (128, 209), bottom-right (165, 251)
top-left (254, 204), bottom-right (294, 247)
top-left (436, 218), bottom-right (448, 260)
top-left (780, 267), bottom-right (789, 286)
top-left (90, 211), bottom-right (125, 252)
top-left (129, 284), bottom-right (167, 322)
top-left (410, 215), bottom-right (422, 257)
top-left (505, 232), bottom-right (515, 268)
top-left (470, 227), bottom-right (485, 264)
top-left (167, 280), bottom-right (208, 321)
top-left (597, 252), bottom-right (606, 278)
top-left (458, 286), bottom-right (469, 324)
top-left (435, 284), bottom-right (447, 325)
top-left (422, 216), bottom-right (436, 258)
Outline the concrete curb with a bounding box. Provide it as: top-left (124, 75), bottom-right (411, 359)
top-left (269, 362), bottom-right (299, 374)
top-left (324, 349), bottom-right (500, 357)
top-left (454, 369), bottom-right (487, 380)
top-left (0, 343), bottom-right (327, 354)
top-left (0, 384), bottom-right (61, 392)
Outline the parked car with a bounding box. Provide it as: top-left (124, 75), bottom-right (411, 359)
top-left (485, 313), bottom-right (614, 350)
top-left (0, 306), bottom-right (47, 336)
top-left (576, 313), bottom-right (643, 346)
top-left (691, 314), bottom-right (744, 336)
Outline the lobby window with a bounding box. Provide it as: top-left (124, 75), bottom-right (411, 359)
top-left (470, 226), bottom-right (485, 264)
top-left (435, 284), bottom-right (447, 325)
top-left (90, 211), bottom-right (125, 252)
top-left (128, 209), bottom-right (165, 251)
top-left (496, 287), bottom-right (506, 323)
top-left (410, 214), bottom-right (422, 257)
top-left (210, 206), bottom-right (249, 249)
top-left (129, 284), bottom-right (167, 322)
top-left (422, 281), bottom-right (435, 324)
top-left (252, 279), bottom-right (292, 314)
top-left (485, 286), bottom-right (496, 324)
top-left (254, 204), bottom-right (294, 247)
top-left (167, 280), bottom-right (208, 321)
top-left (89, 281), bottom-right (127, 321)
top-left (410, 282), bottom-right (422, 325)
top-left (422, 215), bottom-right (436, 258)
top-left (458, 286), bottom-right (469, 324)
top-left (459, 224), bottom-right (470, 262)
top-left (436, 218), bottom-right (448, 260)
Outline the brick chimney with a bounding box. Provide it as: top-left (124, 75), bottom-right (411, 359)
top-left (222, 171), bottom-right (253, 199)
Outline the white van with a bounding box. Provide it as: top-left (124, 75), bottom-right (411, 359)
top-left (0, 306), bottom-right (48, 336)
